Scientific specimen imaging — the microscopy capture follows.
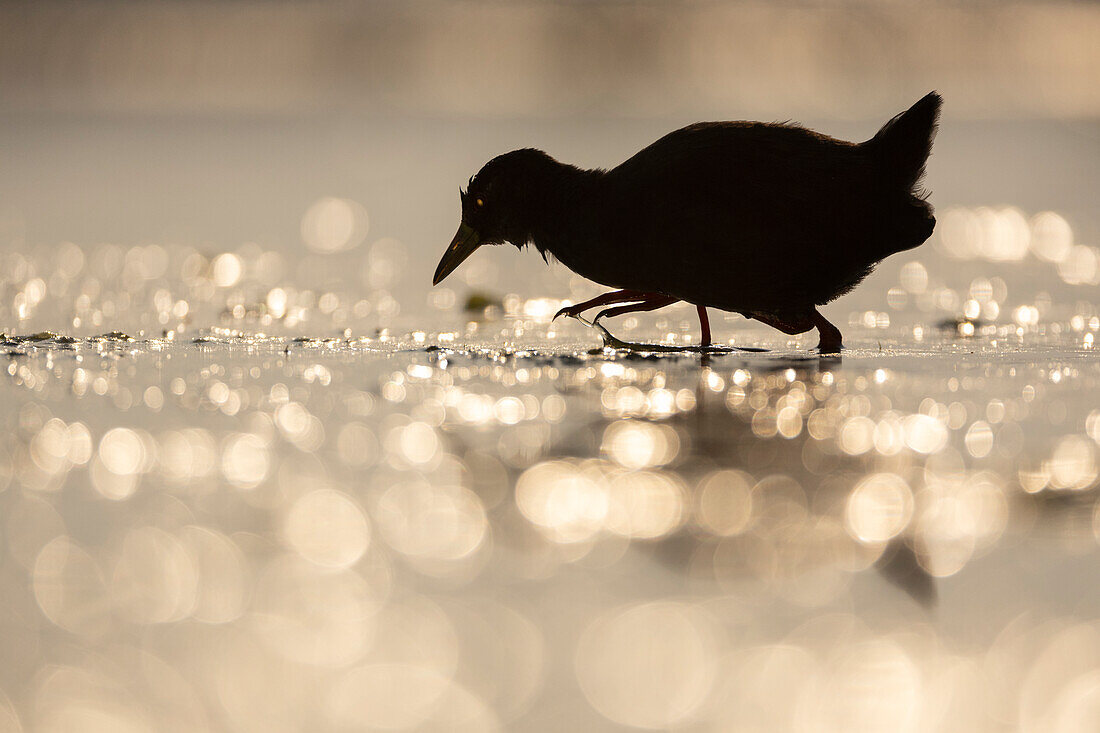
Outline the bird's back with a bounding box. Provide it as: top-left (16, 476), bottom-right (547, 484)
top-left (585, 109), bottom-right (936, 313)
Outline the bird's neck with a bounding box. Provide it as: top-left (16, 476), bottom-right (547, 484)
top-left (518, 164), bottom-right (606, 262)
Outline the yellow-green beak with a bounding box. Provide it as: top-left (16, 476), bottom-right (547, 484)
top-left (433, 222), bottom-right (481, 285)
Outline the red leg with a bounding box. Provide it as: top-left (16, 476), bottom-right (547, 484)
top-left (696, 305), bottom-right (711, 347)
top-left (594, 295), bottom-right (678, 322)
top-left (554, 289), bottom-right (656, 320)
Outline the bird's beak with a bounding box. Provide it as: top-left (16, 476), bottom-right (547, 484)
top-left (433, 222), bottom-right (481, 285)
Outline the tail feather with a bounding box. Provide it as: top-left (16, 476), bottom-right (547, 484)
top-left (866, 91), bottom-right (942, 191)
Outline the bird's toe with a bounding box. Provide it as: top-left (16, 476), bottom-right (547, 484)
top-left (554, 304), bottom-right (585, 321)
top-left (592, 308), bottom-right (613, 323)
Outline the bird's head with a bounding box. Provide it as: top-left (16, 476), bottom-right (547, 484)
top-left (433, 149), bottom-right (556, 285)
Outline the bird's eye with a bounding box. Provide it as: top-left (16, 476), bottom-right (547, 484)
top-left (476, 198), bottom-right (484, 207)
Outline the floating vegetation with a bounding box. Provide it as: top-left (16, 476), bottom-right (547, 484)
top-left (19, 331), bottom-right (78, 344)
top-left (92, 331), bottom-right (134, 342)
top-left (463, 290), bottom-right (504, 319)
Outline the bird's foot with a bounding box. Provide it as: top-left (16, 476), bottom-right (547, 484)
top-left (593, 294), bottom-right (678, 324)
top-left (574, 313), bottom-right (766, 353)
top-left (553, 289), bottom-right (655, 321)
top-left (810, 308), bottom-right (843, 354)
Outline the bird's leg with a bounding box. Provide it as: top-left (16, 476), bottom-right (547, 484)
top-left (594, 295), bottom-right (678, 322)
top-left (810, 308), bottom-right (843, 353)
top-left (696, 305), bottom-right (711, 347)
top-left (553, 289), bottom-right (654, 321)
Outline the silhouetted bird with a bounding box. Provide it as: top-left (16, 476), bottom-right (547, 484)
top-left (433, 92), bottom-right (942, 352)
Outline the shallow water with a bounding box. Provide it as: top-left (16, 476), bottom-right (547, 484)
top-left (3, 316), bottom-right (1100, 731)
top-left (2, 116), bottom-right (1100, 731)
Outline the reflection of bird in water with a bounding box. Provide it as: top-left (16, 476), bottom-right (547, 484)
top-left (875, 538), bottom-right (937, 608)
top-left (433, 93), bottom-right (942, 352)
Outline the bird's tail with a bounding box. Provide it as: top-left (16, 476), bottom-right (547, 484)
top-left (865, 91), bottom-right (942, 192)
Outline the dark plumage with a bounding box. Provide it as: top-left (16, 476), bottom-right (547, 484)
top-left (433, 92), bottom-right (942, 351)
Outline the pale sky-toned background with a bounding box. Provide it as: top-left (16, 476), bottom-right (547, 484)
top-left (1, 0), bottom-right (1098, 328)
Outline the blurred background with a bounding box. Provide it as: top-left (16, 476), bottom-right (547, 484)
top-left (3, 2), bottom-right (1100, 732)
top-left (1, 0), bottom-right (1099, 333)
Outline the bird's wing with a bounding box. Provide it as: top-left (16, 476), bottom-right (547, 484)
top-left (609, 122), bottom-right (870, 208)
top-left (598, 122), bottom-right (880, 309)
